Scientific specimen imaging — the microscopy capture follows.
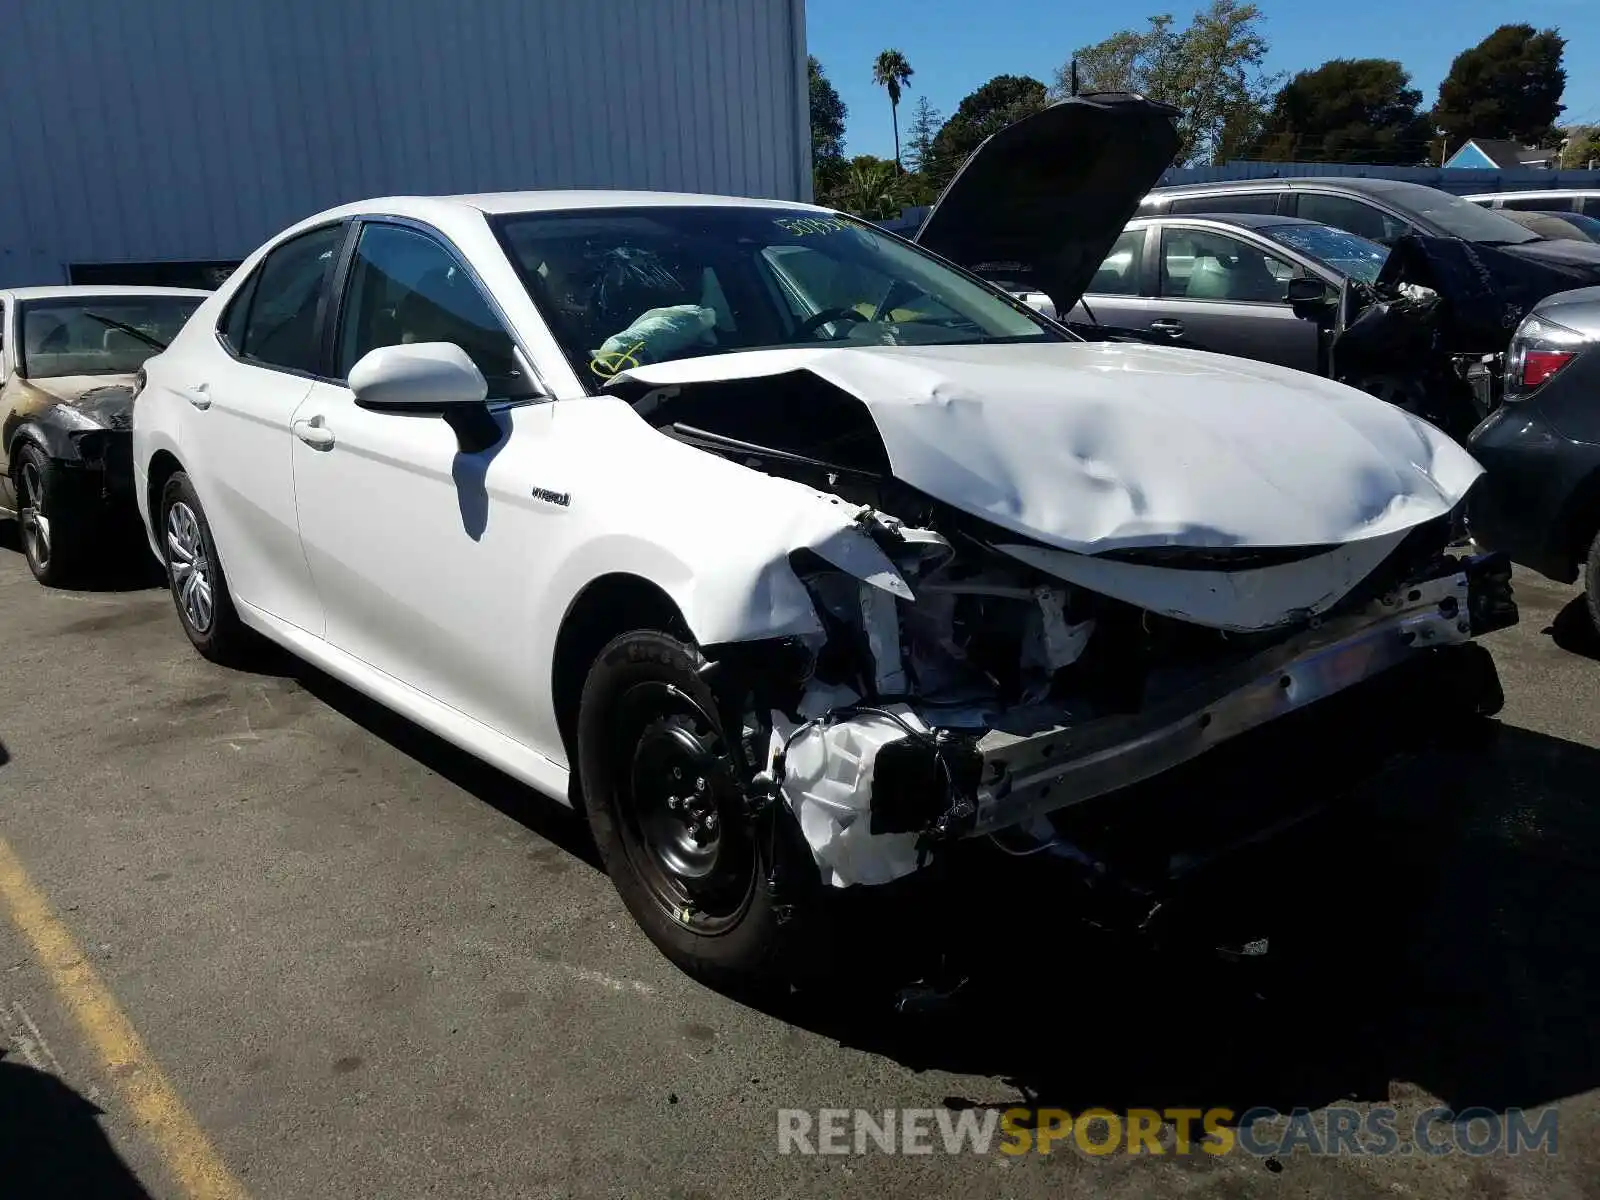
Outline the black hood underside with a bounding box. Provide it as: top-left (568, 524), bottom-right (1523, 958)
top-left (912, 91), bottom-right (1182, 317)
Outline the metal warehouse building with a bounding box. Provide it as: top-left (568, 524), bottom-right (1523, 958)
top-left (0, 0), bottom-right (810, 288)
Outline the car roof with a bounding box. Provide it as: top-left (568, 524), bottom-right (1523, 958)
top-left (0, 284), bottom-right (211, 301)
top-left (1462, 189), bottom-right (1600, 200)
top-left (1150, 176), bottom-right (1433, 200)
top-left (302, 190), bottom-right (828, 225)
top-left (1133, 212), bottom-right (1322, 230)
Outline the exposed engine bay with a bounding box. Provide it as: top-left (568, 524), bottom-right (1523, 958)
top-left (611, 346), bottom-right (1519, 893)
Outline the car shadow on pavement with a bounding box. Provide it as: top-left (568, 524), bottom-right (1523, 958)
top-left (279, 650), bottom-right (602, 871)
top-left (773, 721), bottom-right (1600, 1121)
top-left (0, 1051), bottom-right (153, 1198)
top-left (1547, 594), bottom-right (1600, 661)
top-left (0, 520), bottom-right (167, 592)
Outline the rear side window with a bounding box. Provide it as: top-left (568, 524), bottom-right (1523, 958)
top-left (1291, 193), bottom-right (1409, 244)
top-left (1167, 192), bottom-right (1280, 216)
top-left (1582, 198), bottom-right (1600, 219)
top-left (1086, 228), bottom-right (1146, 295)
top-left (228, 224), bottom-right (345, 374)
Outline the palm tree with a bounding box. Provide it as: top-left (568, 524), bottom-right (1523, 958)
top-left (872, 50), bottom-right (915, 172)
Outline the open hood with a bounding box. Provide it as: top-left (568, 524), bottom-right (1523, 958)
top-left (613, 342), bottom-right (1482, 557)
top-left (912, 92), bottom-right (1181, 317)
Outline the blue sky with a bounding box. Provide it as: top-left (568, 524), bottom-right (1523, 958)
top-left (804, 0), bottom-right (1600, 161)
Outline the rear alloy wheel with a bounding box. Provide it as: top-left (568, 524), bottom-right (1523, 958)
top-left (159, 472), bottom-right (252, 665)
top-left (576, 630), bottom-right (820, 993)
top-left (15, 443), bottom-right (87, 587)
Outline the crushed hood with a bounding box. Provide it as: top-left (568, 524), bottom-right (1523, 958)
top-left (13, 374), bottom-right (137, 429)
top-left (912, 92), bottom-right (1181, 317)
top-left (615, 342), bottom-right (1483, 555)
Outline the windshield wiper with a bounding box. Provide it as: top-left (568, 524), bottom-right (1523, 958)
top-left (80, 311), bottom-right (168, 352)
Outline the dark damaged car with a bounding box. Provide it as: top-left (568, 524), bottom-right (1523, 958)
top-left (0, 287), bottom-right (207, 585)
top-left (935, 153), bottom-right (1600, 437)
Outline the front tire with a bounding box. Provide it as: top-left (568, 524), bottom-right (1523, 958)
top-left (576, 630), bottom-right (821, 993)
top-left (159, 472), bottom-right (252, 665)
top-left (15, 443), bottom-right (90, 587)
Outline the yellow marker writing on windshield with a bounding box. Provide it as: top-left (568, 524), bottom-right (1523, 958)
top-left (589, 340), bottom-right (646, 379)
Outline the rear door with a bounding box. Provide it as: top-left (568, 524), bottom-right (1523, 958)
top-left (1150, 225), bottom-right (1321, 371)
top-left (1063, 227), bottom-right (1163, 330)
top-left (172, 223), bottom-right (346, 635)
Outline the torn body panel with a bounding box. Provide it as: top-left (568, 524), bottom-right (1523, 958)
top-left (612, 346), bottom-right (1514, 892)
top-left (0, 374), bottom-right (138, 510)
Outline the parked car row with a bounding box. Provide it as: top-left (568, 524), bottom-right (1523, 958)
top-left (0, 92), bottom-right (1554, 996)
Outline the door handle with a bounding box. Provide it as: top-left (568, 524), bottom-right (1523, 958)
top-left (1149, 319), bottom-right (1185, 337)
top-left (182, 383), bottom-right (212, 410)
top-left (293, 417), bottom-right (335, 451)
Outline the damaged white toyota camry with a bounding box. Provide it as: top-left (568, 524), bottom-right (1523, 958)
top-left (134, 93), bottom-right (1516, 989)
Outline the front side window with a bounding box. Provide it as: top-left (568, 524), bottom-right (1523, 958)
top-left (233, 224), bottom-right (345, 374)
top-left (19, 295), bottom-right (202, 379)
top-left (1292, 193), bottom-right (1411, 245)
top-left (1160, 228), bottom-right (1298, 303)
top-left (1085, 228), bottom-right (1146, 295)
top-left (1262, 223), bottom-right (1389, 284)
top-left (335, 222), bottom-right (534, 397)
top-left (494, 206), bottom-right (1060, 388)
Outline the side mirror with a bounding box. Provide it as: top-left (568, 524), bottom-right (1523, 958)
top-left (350, 342), bottom-right (488, 412)
top-left (350, 342), bottom-right (501, 453)
top-left (1284, 277), bottom-right (1331, 305)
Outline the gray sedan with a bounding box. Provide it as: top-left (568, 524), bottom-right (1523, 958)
top-left (1065, 213), bottom-right (1388, 375)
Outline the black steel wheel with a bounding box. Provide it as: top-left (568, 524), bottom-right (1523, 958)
top-left (576, 629), bottom-right (820, 992)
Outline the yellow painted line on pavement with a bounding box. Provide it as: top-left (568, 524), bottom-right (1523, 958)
top-left (0, 835), bottom-right (250, 1200)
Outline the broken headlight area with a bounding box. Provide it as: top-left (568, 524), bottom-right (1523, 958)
top-left (712, 506), bottom-right (1513, 894)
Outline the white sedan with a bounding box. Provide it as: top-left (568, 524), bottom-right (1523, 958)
top-left (133, 187), bottom-right (1514, 990)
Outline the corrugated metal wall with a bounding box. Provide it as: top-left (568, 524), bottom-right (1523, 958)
top-left (0, 0), bottom-right (809, 284)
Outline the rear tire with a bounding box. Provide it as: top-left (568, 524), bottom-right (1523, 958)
top-left (15, 443), bottom-right (90, 587)
top-left (159, 472), bottom-right (253, 665)
top-left (576, 629), bottom-right (821, 994)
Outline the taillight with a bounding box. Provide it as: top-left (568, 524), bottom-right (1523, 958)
top-left (131, 366), bottom-right (147, 402)
top-left (1503, 312), bottom-right (1592, 401)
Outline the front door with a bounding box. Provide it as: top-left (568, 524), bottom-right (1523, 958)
top-left (289, 219), bottom-right (555, 744)
top-left (1151, 226), bottom-right (1322, 372)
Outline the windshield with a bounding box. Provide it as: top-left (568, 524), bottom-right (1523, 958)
top-left (493, 206), bottom-right (1062, 388)
top-left (1262, 223), bottom-right (1390, 283)
top-left (1392, 186), bottom-right (1542, 244)
top-left (20, 296), bottom-right (202, 379)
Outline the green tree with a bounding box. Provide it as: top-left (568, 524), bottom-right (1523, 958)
top-left (1057, 1), bottom-right (1281, 166)
top-left (822, 155), bottom-right (909, 220)
top-left (923, 74), bottom-right (1050, 189)
top-left (1434, 24), bottom-right (1567, 146)
top-left (872, 50), bottom-right (915, 171)
top-left (903, 96), bottom-right (943, 175)
top-left (808, 56), bottom-right (847, 164)
top-left (1252, 59), bottom-right (1434, 164)
top-left (1562, 126), bottom-right (1600, 170)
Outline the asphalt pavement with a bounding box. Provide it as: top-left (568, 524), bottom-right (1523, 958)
top-left (1, 525), bottom-right (1598, 1199)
